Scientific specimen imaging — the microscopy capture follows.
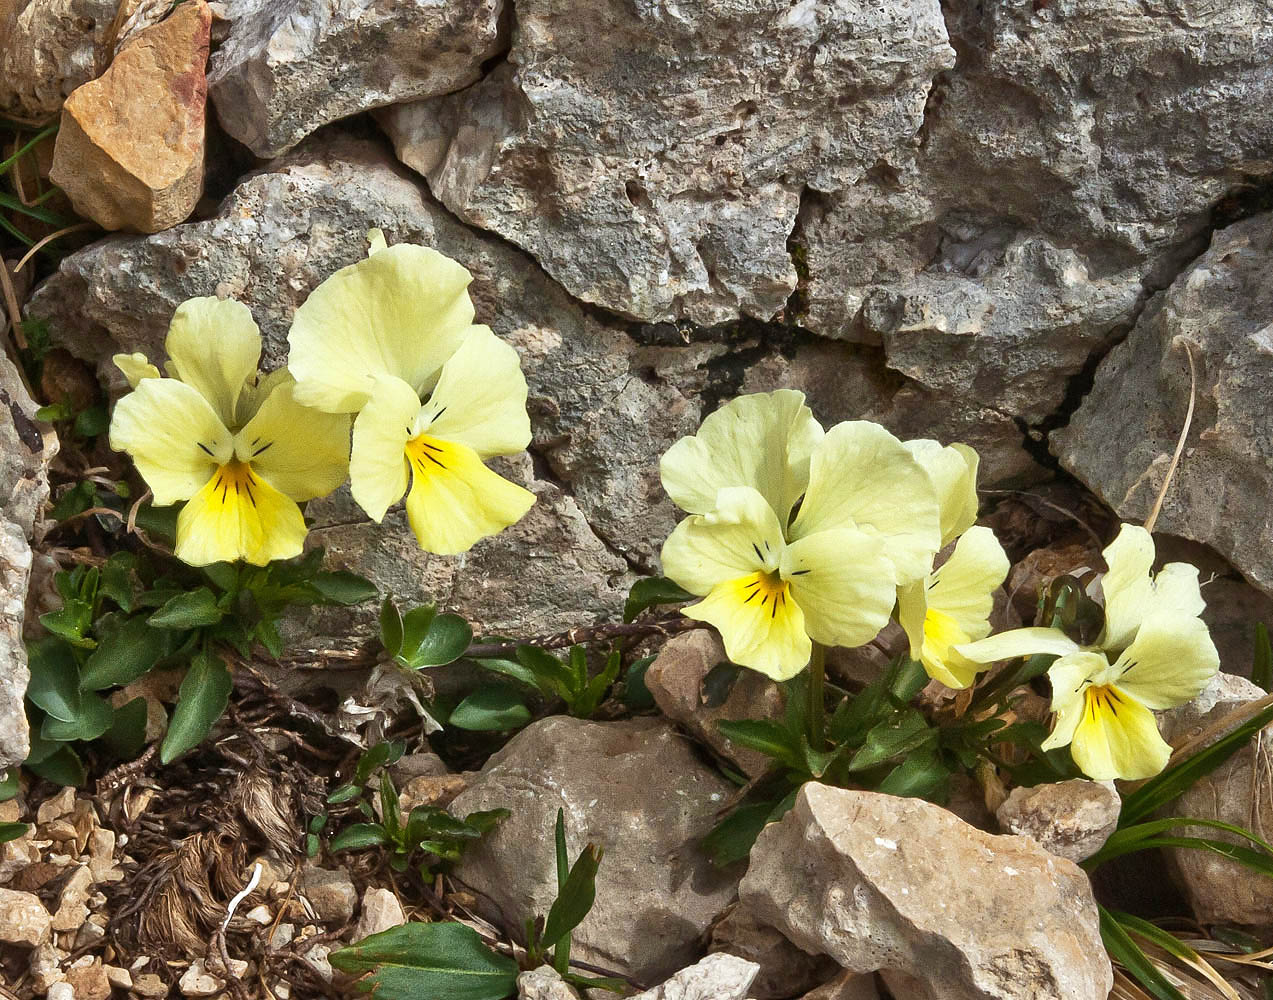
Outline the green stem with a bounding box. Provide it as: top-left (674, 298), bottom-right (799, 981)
top-left (808, 642), bottom-right (826, 752)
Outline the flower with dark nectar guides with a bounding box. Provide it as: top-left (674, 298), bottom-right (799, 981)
top-left (895, 440), bottom-right (1009, 690)
top-left (957, 524), bottom-right (1220, 780)
top-left (109, 297), bottom-right (350, 567)
top-left (285, 230), bottom-right (534, 555)
top-left (658, 390), bottom-right (942, 681)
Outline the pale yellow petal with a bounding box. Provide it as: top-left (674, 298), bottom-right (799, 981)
top-left (1042, 650), bottom-right (1114, 752)
top-left (1111, 612), bottom-right (1219, 710)
top-left (1068, 686), bottom-right (1171, 781)
top-left (165, 297), bottom-right (262, 429)
top-left (790, 421), bottom-right (941, 585)
top-left (421, 327), bottom-right (531, 459)
top-left (287, 243), bottom-right (476, 412)
top-left (1098, 523), bottom-right (1156, 652)
top-left (905, 439), bottom-right (980, 547)
top-left (1151, 562), bottom-right (1206, 620)
top-left (113, 352), bottom-right (160, 388)
top-left (660, 486), bottom-right (786, 596)
top-left (403, 436), bottom-right (535, 554)
top-left (956, 626), bottom-right (1081, 664)
top-left (349, 375), bottom-right (420, 522)
top-left (234, 380), bottom-right (350, 501)
top-left (659, 389), bottom-right (823, 522)
top-left (918, 610), bottom-right (982, 689)
top-left (927, 526), bottom-right (1009, 639)
top-left (780, 528), bottom-right (896, 648)
top-left (175, 461), bottom-right (307, 567)
top-left (109, 378), bottom-right (232, 505)
top-left (682, 573), bottom-right (811, 681)
top-left (896, 579), bottom-right (928, 662)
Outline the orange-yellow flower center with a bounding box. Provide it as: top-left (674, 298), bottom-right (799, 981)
top-left (739, 570), bottom-right (791, 619)
top-left (208, 459), bottom-right (262, 509)
top-left (405, 434), bottom-right (452, 475)
top-left (1083, 684), bottom-right (1128, 723)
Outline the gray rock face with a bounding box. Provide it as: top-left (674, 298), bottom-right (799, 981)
top-left (208, 0), bottom-right (506, 158)
top-left (740, 784), bottom-right (1112, 1000)
top-left (1158, 673), bottom-right (1273, 926)
top-left (796, 0), bottom-right (1273, 422)
top-left (378, 0), bottom-right (954, 325)
top-left (0, 0), bottom-right (117, 118)
top-left (27, 134), bottom-right (717, 643)
top-left (995, 780), bottom-right (1120, 864)
top-left (708, 906), bottom-right (837, 1000)
top-left (448, 717), bottom-right (738, 982)
top-left (1056, 214), bottom-right (1273, 597)
top-left (0, 357), bottom-right (56, 769)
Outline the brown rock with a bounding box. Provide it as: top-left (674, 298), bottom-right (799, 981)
top-left (996, 780), bottom-right (1121, 864)
top-left (800, 971), bottom-right (881, 1000)
top-left (50, 1), bottom-right (210, 232)
top-left (645, 630), bottom-right (785, 778)
top-left (133, 972), bottom-right (169, 998)
top-left (64, 959), bottom-right (112, 1000)
top-left (740, 784), bottom-right (1112, 1000)
top-left (297, 866), bottom-right (356, 925)
top-left (50, 864), bottom-right (93, 931)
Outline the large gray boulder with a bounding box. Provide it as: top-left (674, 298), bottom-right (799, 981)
top-left (448, 717), bottom-right (739, 983)
top-left (208, 0), bottom-right (506, 158)
top-left (739, 784), bottom-right (1112, 1000)
top-left (378, 0), bottom-right (955, 325)
top-left (1055, 214), bottom-right (1273, 597)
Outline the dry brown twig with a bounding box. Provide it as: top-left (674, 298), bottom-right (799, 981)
top-left (1143, 337), bottom-right (1198, 536)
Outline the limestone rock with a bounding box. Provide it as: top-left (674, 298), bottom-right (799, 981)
top-left (629, 953), bottom-right (759, 1000)
top-left (740, 784), bottom-right (1112, 1000)
top-left (0, 0), bottom-right (117, 118)
top-left (0, 357), bottom-right (56, 770)
top-left (1157, 673), bottom-right (1273, 925)
top-left (1055, 214), bottom-right (1273, 597)
top-left (708, 906), bottom-right (837, 1000)
top-left (0, 887), bottom-right (51, 947)
top-left (209, 0), bottom-right (505, 158)
top-left (645, 630), bottom-right (784, 778)
top-left (449, 716), bottom-right (738, 982)
top-left (800, 971), bottom-right (881, 1000)
top-left (297, 866), bottom-right (356, 925)
top-left (380, 0), bottom-right (954, 325)
top-left (517, 965), bottom-right (580, 1000)
top-left (64, 960), bottom-right (111, 1000)
top-left (351, 887), bottom-right (405, 941)
top-left (178, 958), bottom-right (224, 996)
top-left (50, 1), bottom-right (210, 233)
top-left (29, 133), bottom-right (713, 643)
top-left (995, 780), bottom-right (1120, 864)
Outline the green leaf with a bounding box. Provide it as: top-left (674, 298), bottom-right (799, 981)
top-left (621, 655), bottom-right (656, 711)
top-left (541, 842), bottom-right (603, 955)
top-left (403, 614), bottom-right (472, 669)
top-left (160, 649), bottom-right (232, 764)
top-left (716, 719), bottom-right (804, 770)
top-left (25, 638), bottom-right (82, 722)
top-left (1108, 835), bottom-right (1273, 878)
top-left (473, 657), bottom-right (541, 690)
top-left (99, 553), bottom-right (138, 612)
top-left (41, 692), bottom-right (112, 742)
top-left (256, 618), bottom-right (283, 658)
top-left (0, 822), bottom-right (28, 845)
top-left (79, 615), bottom-right (172, 690)
top-left (398, 605), bottom-right (437, 657)
top-left (1119, 695), bottom-right (1273, 826)
top-left (1254, 624), bottom-right (1272, 693)
top-left (889, 658), bottom-right (930, 702)
top-left (380, 598), bottom-right (405, 658)
top-left (131, 503), bottom-right (179, 543)
top-left (355, 741), bottom-right (405, 784)
top-left (623, 577), bottom-right (694, 623)
top-left (330, 823), bottom-right (392, 852)
top-left (26, 745), bottom-right (85, 787)
top-left (0, 770), bottom-right (18, 801)
top-left (848, 709), bottom-right (937, 772)
top-left (448, 688), bottom-right (532, 732)
top-left (573, 649), bottom-right (622, 719)
top-left (101, 697), bottom-right (149, 759)
top-left (327, 784), bottom-right (362, 805)
top-left (553, 809), bottom-right (571, 974)
top-left (516, 646), bottom-right (577, 701)
top-left (462, 809), bottom-right (510, 836)
top-left (309, 571), bottom-right (378, 606)
top-left (330, 921), bottom-right (518, 1000)
top-left (1098, 906), bottom-right (1186, 1000)
top-left (72, 405), bottom-right (109, 439)
top-left (1087, 815), bottom-right (1273, 870)
top-left (149, 588), bottom-right (224, 630)
top-left (49, 481), bottom-right (99, 523)
top-left (875, 751), bottom-right (951, 799)
top-left (40, 600), bottom-right (93, 645)
top-left (380, 771), bottom-right (402, 838)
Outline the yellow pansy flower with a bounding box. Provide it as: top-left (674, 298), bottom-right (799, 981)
top-left (659, 391), bottom-right (941, 680)
top-left (956, 524), bottom-right (1220, 779)
top-left (108, 297), bottom-right (350, 567)
top-left (286, 231), bottom-right (534, 555)
top-left (895, 441), bottom-right (1010, 689)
